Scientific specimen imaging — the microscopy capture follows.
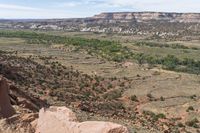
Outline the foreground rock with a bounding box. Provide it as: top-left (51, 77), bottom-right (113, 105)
top-left (0, 75), bottom-right (46, 133)
top-left (36, 106), bottom-right (129, 133)
top-left (0, 76), bottom-right (15, 118)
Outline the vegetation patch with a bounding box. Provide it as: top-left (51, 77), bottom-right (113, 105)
top-left (185, 118), bottom-right (199, 128)
top-left (0, 30), bottom-right (200, 74)
top-left (134, 41), bottom-right (199, 50)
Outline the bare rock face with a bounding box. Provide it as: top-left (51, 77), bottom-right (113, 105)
top-left (9, 84), bottom-right (48, 112)
top-left (92, 12), bottom-right (200, 23)
top-left (74, 121), bottom-right (129, 133)
top-left (38, 106), bottom-right (77, 122)
top-left (36, 106), bottom-right (78, 133)
top-left (36, 106), bottom-right (129, 133)
top-left (0, 76), bottom-right (15, 118)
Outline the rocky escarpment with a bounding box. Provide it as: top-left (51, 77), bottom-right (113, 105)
top-left (92, 12), bottom-right (200, 23)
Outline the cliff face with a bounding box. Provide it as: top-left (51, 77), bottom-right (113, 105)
top-left (92, 12), bottom-right (200, 23)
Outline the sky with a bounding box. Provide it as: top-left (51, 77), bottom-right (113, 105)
top-left (0, 0), bottom-right (200, 19)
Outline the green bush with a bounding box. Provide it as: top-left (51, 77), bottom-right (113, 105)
top-left (177, 122), bottom-right (185, 127)
top-left (186, 106), bottom-right (194, 112)
top-left (134, 41), bottom-right (199, 50)
top-left (103, 89), bottom-right (122, 100)
top-left (143, 111), bottom-right (166, 122)
top-left (185, 118), bottom-right (199, 128)
top-left (130, 95), bottom-right (138, 102)
top-left (160, 96), bottom-right (165, 101)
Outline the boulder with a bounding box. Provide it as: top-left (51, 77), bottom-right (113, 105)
top-left (36, 106), bottom-right (77, 133)
top-left (36, 106), bottom-right (129, 133)
top-left (74, 121), bottom-right (129, 133)
top-left (0, 77), bottom-right (15, 118)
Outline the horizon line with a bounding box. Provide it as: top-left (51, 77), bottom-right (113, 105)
top-left (1, 11), bottom-right (200, 20)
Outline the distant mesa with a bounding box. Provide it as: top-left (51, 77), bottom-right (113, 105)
top-left (91, 12), bottom-right (200, 23)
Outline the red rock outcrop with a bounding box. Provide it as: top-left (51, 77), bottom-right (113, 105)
top-left (0, 76), bottom-right (15, 118)
top-left (36, 106), bottom-right (129, 133)
top-left (0, 76), bottom-right (43, 133)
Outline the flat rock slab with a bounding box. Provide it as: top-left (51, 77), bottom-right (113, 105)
top-left (36, 106), bottom-right (129, 133)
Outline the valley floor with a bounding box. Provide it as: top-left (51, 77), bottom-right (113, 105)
top-left (0, 31), bottom-right (200, 133)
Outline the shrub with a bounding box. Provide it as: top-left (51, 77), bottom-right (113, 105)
top-left (185, 118), bottom-right (199, 128)
top-left (156, 113), bottom-right (166, 119)
top-left (147, 93), bottom-right (153, 98)
top-left (143, 111), bottom-right (166, 122)
top-left (130, 95), bottom-right (138, 102)
top-left (162, 55), bottom-right (179, 70)
top-left (186, 106), bottom-right (194, 112)
top-left (160, 96), bottom-right (165, 101)
top-left (103, 89), bottom-right (122, 100)
top-left (177, 122), bottom-right (185, 127)
top-left (190, 95), bottom-right (197, 99)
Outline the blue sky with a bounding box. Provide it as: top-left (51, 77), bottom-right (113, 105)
top-left (0, 0), bottom-right (200, 19)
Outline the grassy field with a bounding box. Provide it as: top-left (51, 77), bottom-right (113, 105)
top-left (1, 30), bottom-right (200, 74)
top-left (123, 43), bottom-right (200, 60)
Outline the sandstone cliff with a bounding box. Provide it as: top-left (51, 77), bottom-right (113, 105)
top-left (92, 12), bottom-right (200, 23)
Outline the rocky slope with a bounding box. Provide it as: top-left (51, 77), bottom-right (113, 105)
top-left (0, 50), bottom-right (199, 133)
top-left (0, 76), bottom-right (129, 133)
top-left (0, 76), bottom-right (41, 133)
top-left (0, 51), bottom-right (132, 132)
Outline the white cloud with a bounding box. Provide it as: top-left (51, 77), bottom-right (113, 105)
top-left (0, 4), bottom-right (41, 11)
top-left (82, 0), bottom-right (200, 13)
top-left (81, 0), bottom-right (161, 7)
top-left (0, 8), bottom-right (86, 19)
top-left (1, 0), bottom-right (200, 19)
top-left (0, 3), bottom-right (83, 19)
top-left (56, 1), bottom-right (81, 7)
